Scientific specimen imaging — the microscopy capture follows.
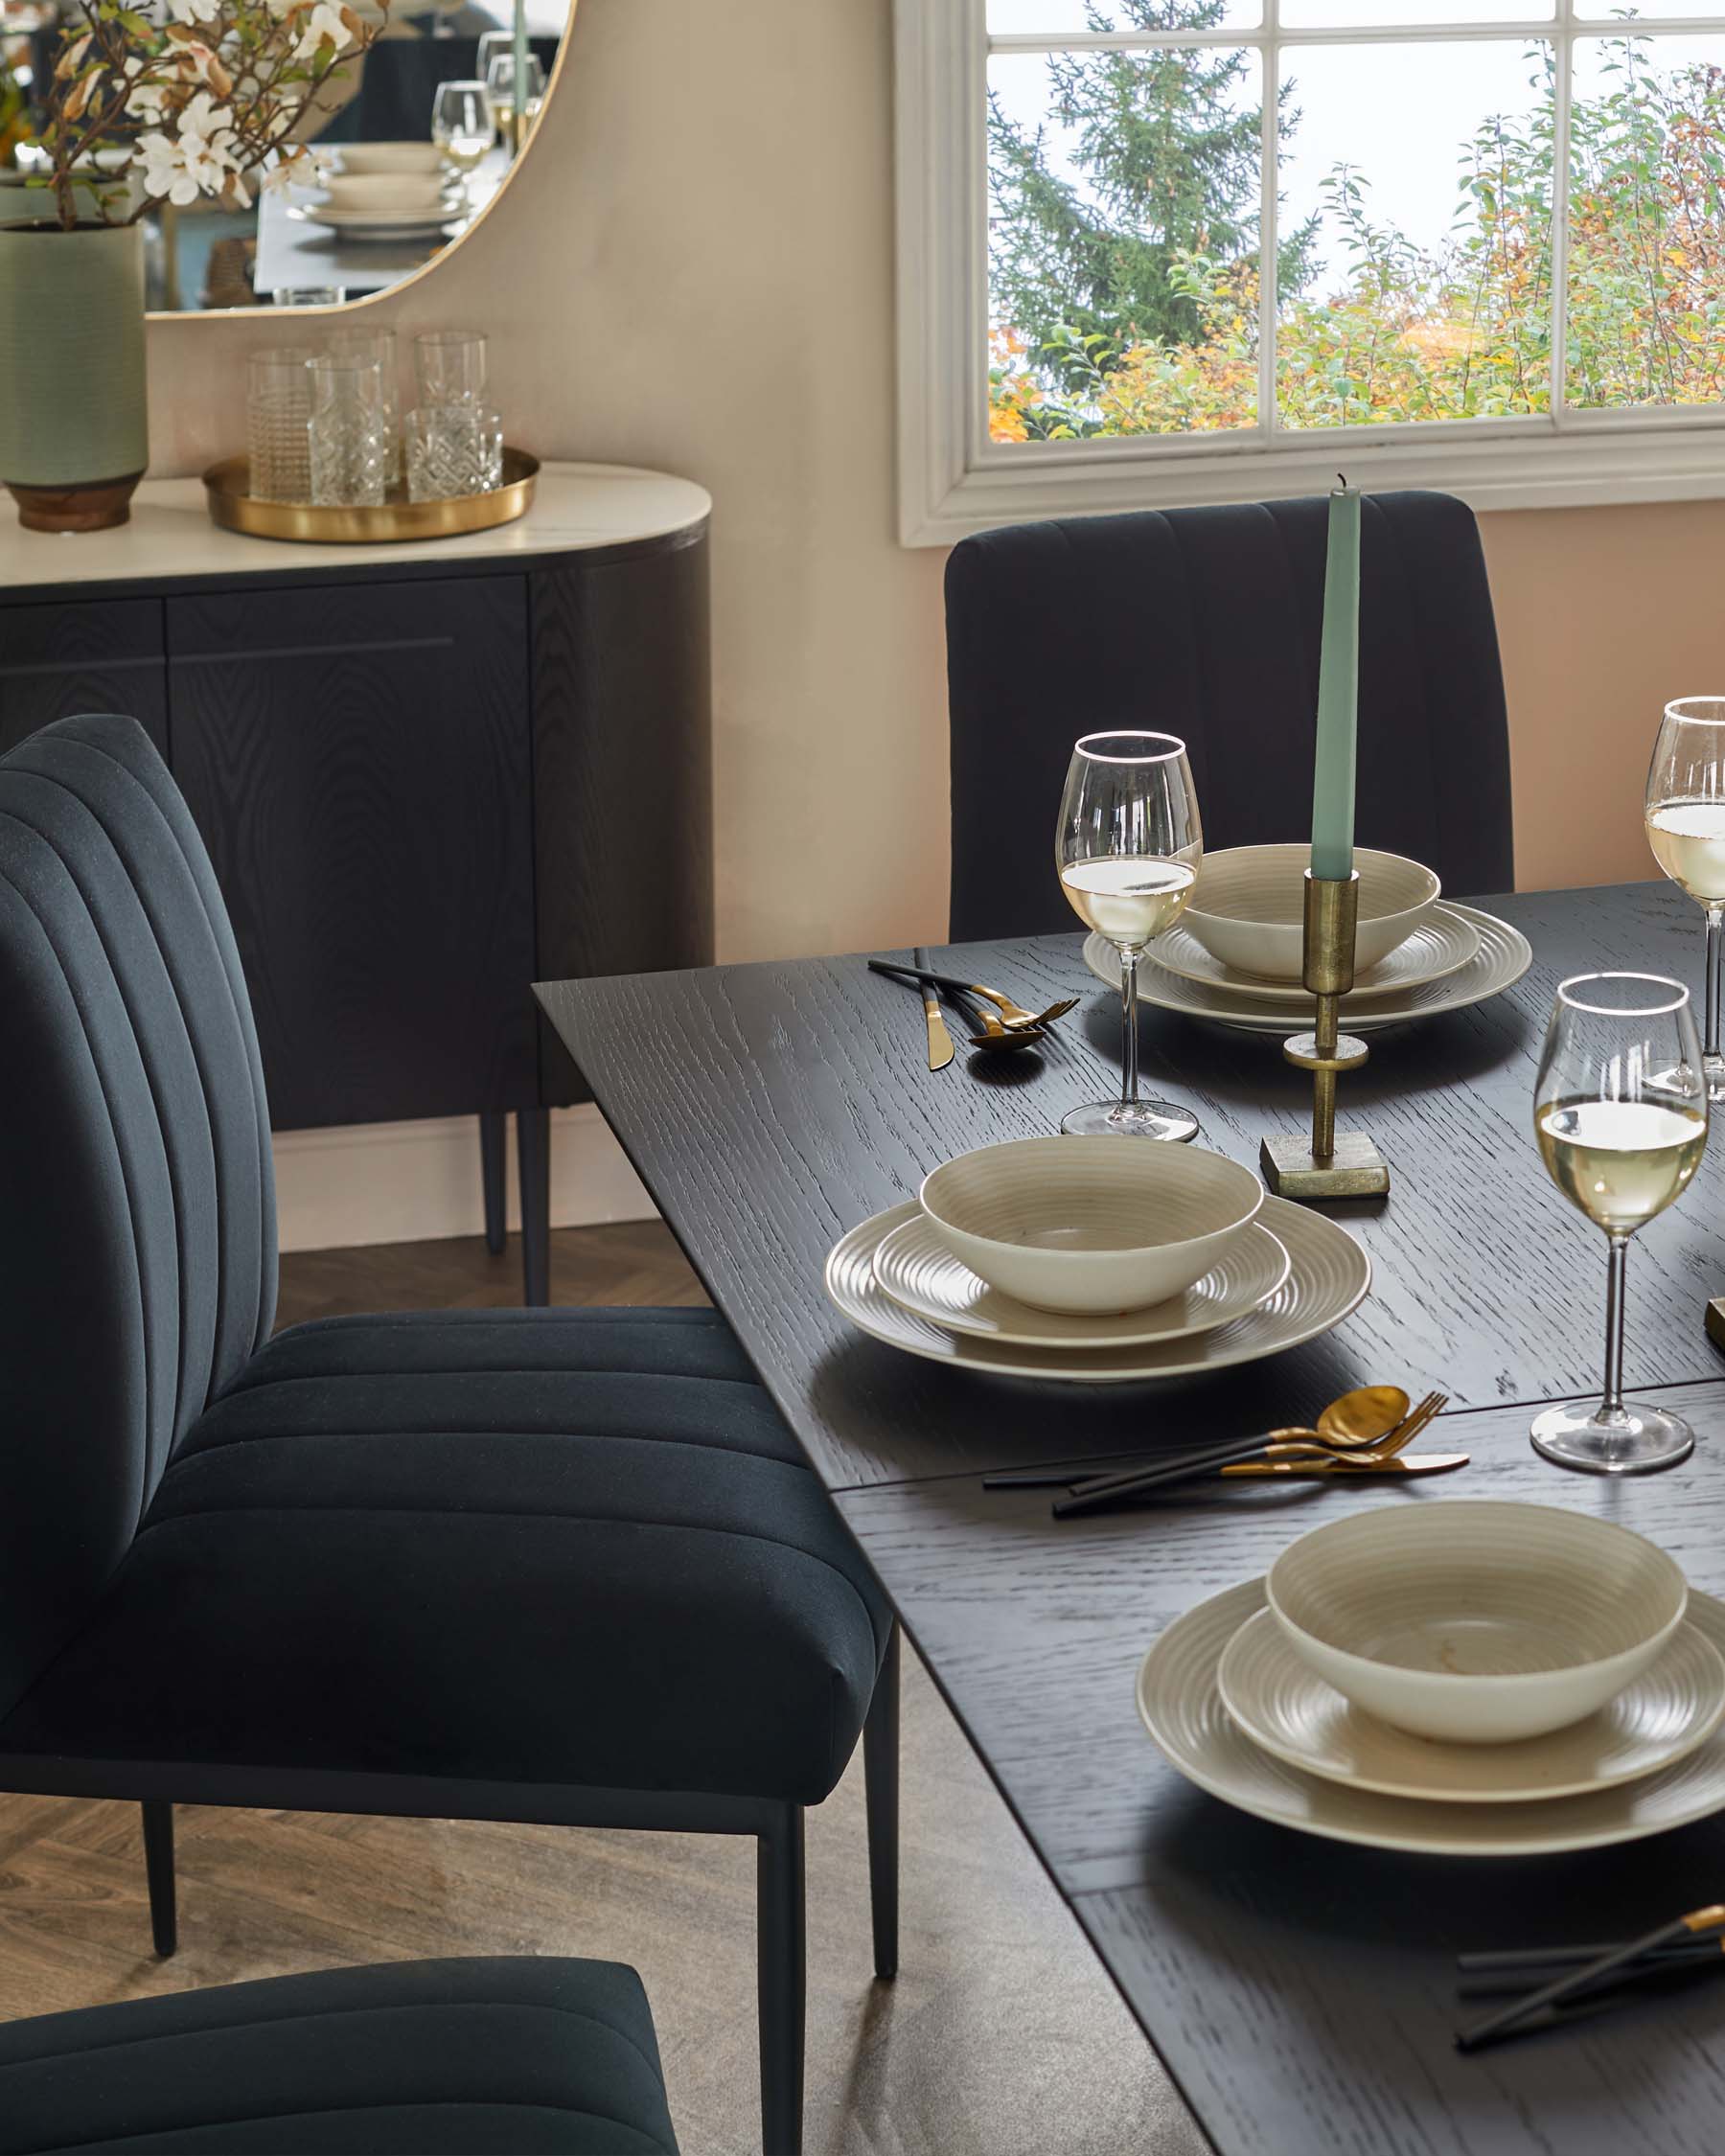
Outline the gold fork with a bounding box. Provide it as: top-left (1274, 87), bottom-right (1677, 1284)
top-left (1235, 1390), bottom-right (1449, 1474)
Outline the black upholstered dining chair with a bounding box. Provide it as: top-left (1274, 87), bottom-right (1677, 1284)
top-left (945, 490), bottom-right (1514, 941)
top-left (0, 713), bottom-right (896, 2156)
top-left (0, 1957), bottom-right (679, 2153)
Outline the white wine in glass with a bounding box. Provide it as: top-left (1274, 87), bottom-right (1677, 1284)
top-left (1645, 696), bottom-right (1725, 1100)
top-left (1056, 731), bottom-right (1202, 1140)
top-left (1530, 973), bottom-right (1707, 1475)
top-left (431, 80), bottom-right (495, 204)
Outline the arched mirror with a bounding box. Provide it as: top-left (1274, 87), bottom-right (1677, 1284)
top-left (0, 0), bottom-right (568, 316)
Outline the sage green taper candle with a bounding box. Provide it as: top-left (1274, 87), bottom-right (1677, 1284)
top-left (1310, 478), bottom-right (1361, 883)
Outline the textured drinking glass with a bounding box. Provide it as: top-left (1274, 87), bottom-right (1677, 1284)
top-left (414, 327), bottom-right (487, 406)
top-left (1645, 696), bottom-right (1725, 1103)
top-left (308, 352), bottom-right (387, 507)
top-left (1055, 731), bottom-right (1204, 1140)
top-left (327, 325), bottom-right (400, 487)
top-left (1531, 972), bottom-right (1707, 1475)
top-left (405, 402), bottom-right (504, 501)
top-left (246, 346), bottom-right (315, 504)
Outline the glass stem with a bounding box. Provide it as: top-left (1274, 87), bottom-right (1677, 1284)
top-left (1599, 1232), bottom-right (1629, 1423)
top-left (1707, 906), bottom-right (1724, 1063)
top-left (1119, 945), bottom-right (1140, 1109)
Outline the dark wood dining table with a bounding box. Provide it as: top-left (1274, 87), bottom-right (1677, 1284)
top-left (538, 879), bottom-right (1725, 2156)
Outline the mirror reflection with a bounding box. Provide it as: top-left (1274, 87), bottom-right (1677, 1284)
top-left (0, 0), bottom-right (564, 314)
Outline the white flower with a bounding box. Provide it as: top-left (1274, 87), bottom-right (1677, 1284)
top-left (167, 0), bottom-right (220, 22)
top-left (126, 77), bottom-right (170, 120)
top-left (295, 1), bottom-right (351, 58)
top-left (134, 92), bottom-right (239, 206)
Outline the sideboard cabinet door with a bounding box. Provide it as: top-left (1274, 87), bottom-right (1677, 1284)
top-left (0, 600), bottom-right (167, 756)
top-left (167, 575), bottom-right (536, 1131)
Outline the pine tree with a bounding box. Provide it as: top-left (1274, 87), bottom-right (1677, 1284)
top-left (989, 0), bottom-right (1317, 391)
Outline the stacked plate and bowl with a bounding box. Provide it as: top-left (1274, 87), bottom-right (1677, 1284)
top-left (291, 146), bottom-right (460, 243)
top-left (824, 1135), bottom-right (1369, 1384)
top-left (1139, 1503), bottom-right (1725, 1856)
top-left (1082, 843), bottom-right (1531, 1031)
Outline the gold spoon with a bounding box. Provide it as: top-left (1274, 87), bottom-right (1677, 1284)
top-left (1262, 1388), bottom-right (1445, 1467)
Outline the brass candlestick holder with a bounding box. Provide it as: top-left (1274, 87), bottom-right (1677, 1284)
top-left (1258, 870), bottom-right (1391, 1200)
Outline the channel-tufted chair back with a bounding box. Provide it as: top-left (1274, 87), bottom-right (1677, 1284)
top-left (945, 490), bottom-right (1513, 941)
top-left (0, 714), bottom-right (276, 1713)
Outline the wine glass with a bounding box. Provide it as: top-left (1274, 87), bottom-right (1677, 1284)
top-left (1531, 972), bottom-right (1707, 1475)
top-left (1056, 730), bottom-right (1202, 1140)
top-left (1645, 696), bottom-right (1725, 1102)
top-left (485, 51), bottom-right (547, 141)
top-left (431, 80), bottom-right (495, 206)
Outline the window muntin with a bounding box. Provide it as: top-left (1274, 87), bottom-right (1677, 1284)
top-left (985, 4), bottom-right (1725, 449)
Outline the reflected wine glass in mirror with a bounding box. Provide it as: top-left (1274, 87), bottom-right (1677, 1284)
top-left (485, 52), bottom-right (548, 142)
top-left (1531, 971), bottom-right (1707, 1476)
top-left (1645, 695), bottom-right (1725, 1103)
top-left (431, 80), bottom-right (496, 207)
top-left (1055, 730), bottom-right (1203, 1142)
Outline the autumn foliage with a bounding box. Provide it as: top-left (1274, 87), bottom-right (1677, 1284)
top-left (991, 37), bottom-right (1725, 440)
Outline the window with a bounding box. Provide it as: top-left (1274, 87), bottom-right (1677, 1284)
top-left (896, 0), bottom-right (1725, 541)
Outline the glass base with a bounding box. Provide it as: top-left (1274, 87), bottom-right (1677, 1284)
top-left (1530, 1399), bottom-right (1694, 1476)
top-left (1707, 1051), bottom-right (1725, 1104)
top-left (1061, 1097), bottom-right (1199, 1142)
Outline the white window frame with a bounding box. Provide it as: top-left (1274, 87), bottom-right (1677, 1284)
top-left (896, 0), bottom-right (1725, 544)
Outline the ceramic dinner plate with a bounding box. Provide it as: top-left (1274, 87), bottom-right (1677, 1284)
top-left (288, 205), bottom-right (460, 241)
top-left (1084, 905), bottom-right (1531, 1034)
top-left (1149, 905), bottom-right (1481, 1004)
top-left (1216, 1606), bottom-right (1725, 1804)
top-left (1138, 1578), bottom-right (1725, 1855)
top-left (870, 1211), bottom-right (1291, 1350)
top-left (825, 1197), bottom-right (1368, 1384)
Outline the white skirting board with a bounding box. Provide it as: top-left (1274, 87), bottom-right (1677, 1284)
top-left (272, 1105), bottom-right (656, 1253)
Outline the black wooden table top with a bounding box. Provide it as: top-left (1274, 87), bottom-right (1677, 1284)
top-left (538, 881), bottom-right (1725, 2156)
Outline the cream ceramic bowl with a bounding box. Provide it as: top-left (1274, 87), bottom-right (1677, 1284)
top-left (917, 1136), bottom-right (1263, 1317)
top-left (334, 143), bottom-right (446, 177)
top-left (1266, 1502), bottom-right (1687, 1745)
top-left (1183, 844), bottom-right (1441, 981)
top-left (318, 174), bottom-right (450, 214)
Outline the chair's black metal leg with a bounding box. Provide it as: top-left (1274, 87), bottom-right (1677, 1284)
top-left (517, 1106), bottom-right (550, 1307)
top-left (757, 1803), bottom-right (806, 2156)
top-left (141, 1800), bottom-right (176, 1959)
top-left (863, 1618), bottom-right (901, 1981)
top-left (479, 1110), bottom-right (508, 1256)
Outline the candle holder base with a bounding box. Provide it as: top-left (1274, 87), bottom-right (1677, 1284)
top-left (1259, 1129), bottom-right (1391, 1200)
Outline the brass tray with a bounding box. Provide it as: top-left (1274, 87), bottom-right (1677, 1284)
top-left (201, 448), bottom-right (539, 543)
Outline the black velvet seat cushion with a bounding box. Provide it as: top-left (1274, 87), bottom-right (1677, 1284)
top-left (0, 1308), bottom-right (889, 1805)
top-left (0, 1957), bottom-right (678, 2154)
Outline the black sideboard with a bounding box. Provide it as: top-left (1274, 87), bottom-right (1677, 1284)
top-left (0, 463), bottom-right (713, 1301)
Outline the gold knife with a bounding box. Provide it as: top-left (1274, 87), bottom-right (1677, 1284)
top-left (914, 945), bottom-right (954, 1072)
top-left (1220, 1452), bottom-right (1470, 1479)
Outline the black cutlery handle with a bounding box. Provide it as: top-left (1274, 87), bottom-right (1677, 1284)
top-left (1053, 1434), bottom-right (1281, 1516)
top-left (868, 957), bottom-right (982, 998)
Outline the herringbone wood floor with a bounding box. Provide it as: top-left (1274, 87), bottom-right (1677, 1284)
top-left (0, 1222), bottom-right (1201, 2156)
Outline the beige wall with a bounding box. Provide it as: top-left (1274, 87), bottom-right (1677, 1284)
top-left (144, 0), bottom-right (1720, 965)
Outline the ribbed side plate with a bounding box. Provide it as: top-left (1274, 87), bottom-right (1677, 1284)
top-left (871, 1210), bottom-right (1291, 1349)
top-left (1138, 1579), bottom-right (1725, 1854)
top-left (1150, 905), bottom-right (1481, 1003)
top-left (1216, 1607), bottom-right (1725, 1804)
top-left (1085, 905), bottom-right (1531, 1034)
top-left (825, 1197), bottom-right (1368, 1385)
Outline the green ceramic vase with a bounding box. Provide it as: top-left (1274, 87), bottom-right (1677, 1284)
top-left (0, 218), bottom-right (149, 533)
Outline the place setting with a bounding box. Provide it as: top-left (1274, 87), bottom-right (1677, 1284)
top-left (1135, 1500), bottom-right (1725, 1864)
